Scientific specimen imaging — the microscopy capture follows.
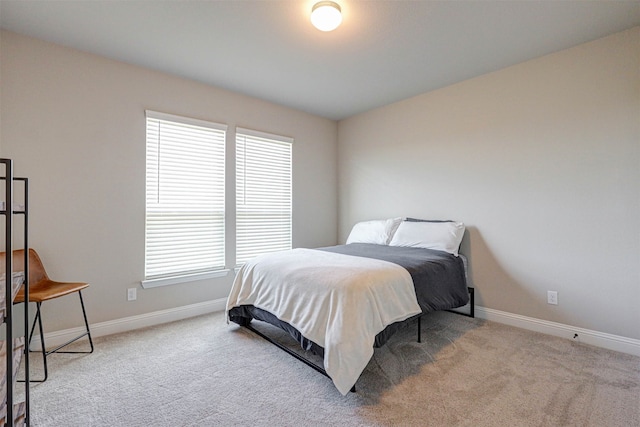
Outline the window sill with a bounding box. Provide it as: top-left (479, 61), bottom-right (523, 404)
top-left (141, 269), bottom-right (231, 289)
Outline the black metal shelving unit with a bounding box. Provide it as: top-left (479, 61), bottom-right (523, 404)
top-left (1, 158), bottom-right (29, 427)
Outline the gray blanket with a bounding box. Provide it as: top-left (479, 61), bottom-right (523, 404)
top-left (319, 243), bottom-right (469, 314)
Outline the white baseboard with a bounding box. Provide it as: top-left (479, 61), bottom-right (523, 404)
top-left (476, 306), bottom-right (640, 357)
top-left (33, 299), bottom-right (640, 358)
top-left (31, 297), bottom-right (227, 351)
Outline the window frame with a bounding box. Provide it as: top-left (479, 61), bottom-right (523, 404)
top-left (235, 127), bottom-right (293, 267)
top-left (142, 110), bottom-right (229, 288)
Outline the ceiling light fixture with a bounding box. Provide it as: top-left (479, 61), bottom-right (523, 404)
top-left (311, 1), bottom-right (342, 32)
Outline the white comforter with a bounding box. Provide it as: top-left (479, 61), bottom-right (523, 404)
top-left (226, 248), bottom-right (422, 395)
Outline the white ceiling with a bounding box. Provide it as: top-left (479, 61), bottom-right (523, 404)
top-left (1, 1), bottom-right (639, 120)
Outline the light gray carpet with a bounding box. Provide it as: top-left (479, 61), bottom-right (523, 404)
top-left (18, 311), bottom-right (640, 426)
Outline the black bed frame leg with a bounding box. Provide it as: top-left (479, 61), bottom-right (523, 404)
top-left (419, 287), bottom-right (475, 343)
top-left (444, 287), bottom-right (475, 319)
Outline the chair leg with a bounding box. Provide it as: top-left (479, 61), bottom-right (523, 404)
top-left (26, 302), bottom-right (39, 349)
top-left (22, 291), bottom-right (94, 382)
top-left (79, 290), bottom-right (94, 353)
top-left (20, 302), bottom-right (48, 382)
top-left (47, 290), bottom-right (94, 355)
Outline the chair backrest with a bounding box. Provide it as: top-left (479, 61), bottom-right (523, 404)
top-left (0, 248), bottom-right (49, 285)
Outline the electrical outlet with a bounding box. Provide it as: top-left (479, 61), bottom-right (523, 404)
top-left (127, 287), bottom-right (137, 301)
top-left (547, 290), bottom-right (558, 305)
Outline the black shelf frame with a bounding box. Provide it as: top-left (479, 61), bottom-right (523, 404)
top-left (1, 158), bottom-right (30, 427)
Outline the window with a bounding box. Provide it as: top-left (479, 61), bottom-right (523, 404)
top-left (144, 111), bottom-right (226, 284)
top-left (236, 128), bottom-right (292, 265)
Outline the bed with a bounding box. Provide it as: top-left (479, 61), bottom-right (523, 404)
top-left (226, 218), bottom-right (472, 394)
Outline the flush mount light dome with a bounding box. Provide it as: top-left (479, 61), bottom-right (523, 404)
top-left (311, 1), bottom-right (342, 32)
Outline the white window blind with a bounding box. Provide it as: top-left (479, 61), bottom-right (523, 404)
top-left (236, 128), bottom-right (292, 265)
top-left (145, 111), bottom-right (226, 280)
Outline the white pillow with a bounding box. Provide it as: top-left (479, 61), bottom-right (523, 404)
top-left (389, 220), bottom-right (465, 256)
top-left (346, 217), bottom-right (403, 245)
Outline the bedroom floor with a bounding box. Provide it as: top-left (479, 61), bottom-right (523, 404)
top-left (21, 310), bottom-right (640, 426)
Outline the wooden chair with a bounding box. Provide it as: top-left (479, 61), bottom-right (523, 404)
top-left (1, 249), bottom-right (94, 382)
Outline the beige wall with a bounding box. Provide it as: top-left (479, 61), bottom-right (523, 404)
top-left (0, 31), bottom-right (338, 332)
top-left (1, 27), bottom-right (639, 343)
top-left (338, 27), bottom-right (640, 340)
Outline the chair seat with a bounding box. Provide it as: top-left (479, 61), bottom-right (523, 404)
top-left (15, 279), bottom-right (89, 303)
